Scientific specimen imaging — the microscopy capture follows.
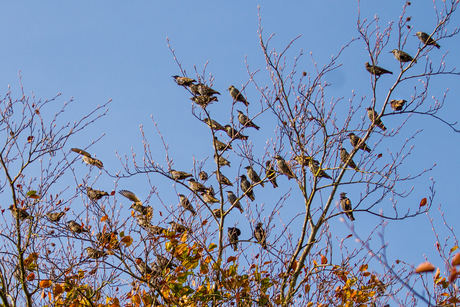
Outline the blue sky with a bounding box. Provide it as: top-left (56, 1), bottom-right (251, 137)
top-left (1, 0), bottom-right (459, 303)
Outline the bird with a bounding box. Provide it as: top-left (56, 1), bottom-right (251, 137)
top-left (216, 171), bottom-right (233, 187)
top-left (254, 223), bottom-right (267, 249)
top-left (119, 190), bottom-right (153, 216)
top-left (348, 133), bottom-right (371, 153)
top-left (228, 227), bottom-right (241, 251)
top-left (240, 175), bottom-right (255, 202)
top-left (307, 160), bottom-right (332, 180)
top-left (71, 148), bottom-right (103, 169)
top-left (198, 83), bottom-right (220, 96)
top-left (227, 191), bottom-right (244, 213)
top-left (340, 192), bottom-right (355, 221)
top-left (224, 125), bottom-right (249, 141)
top-left (135, 215), bottom-right (157, 232)
top-left (245, 165), bottom-right (264, 187)
top-left (274, 155), bottom-right (296, 180)
top-left (212, 208), bottom-right (223, 218)
top-left (135, 257), bottom-right (153, 276)
top-left (203, 118), bottom-right (225, 131)
top-left (237, 110), bottom-right (260, 130)
top-left (67, 220), bottom-right (89, 233)
top-left (148, 225), bottom-right (166, 236)
top-left (188, 83), bottom-right (200, 96)
top-left (8, 205), bottom-right (31, 221)
top-left (179, 194), bottom-right (196, 215)
top-left (85, 247), bottom-right (107, 259)
top-left (156, 255), bottom-right (176, 270)
top-left (339, 148), bottom-right (359, 171)
top-left (169, 169), bottom-right (193, 181)
top-left (95, 231), bottom-right (119, 248)
top-left (172, 75), bottom-right (196, 86)
top-left (46, 212), bottom-right (65, 222)
top-left (366, 108), bottom-right (387, 131)
top-left (416, 31), bottom-right (441, 49)
top-left (168, 221), bottom-right (189, 233)
top-left (191, 95), bottom-right (218, 108)
top-left (265, 161), bottom-right (278, 188)
top-left (214, 154), bottom-right (231, 167)
top-left (213, 137), bottom-right (232, 152)
top-left (365, 62), bottom-right (393, 76)
top-left (86, 187), bottom-right (109, 201)
top-left (188, 178), bottom-right (208, 193)
top-left (390, 99), bottom-right (406, 111)
top-left (390, 49), bottom-right (416, 63)
top-left (199, 171), bottom-right (208, 181)
top-left (228, 86), bottom-right (249, 106)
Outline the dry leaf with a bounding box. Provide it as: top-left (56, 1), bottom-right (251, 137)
top-left (419, 198), bottom-right (427, 207)
top-left (40, 280), bottom-right (52, 288)
top-left (452, 253), bottom-right (460, 266)
top-left (415, 261), bottom-right (435, 273)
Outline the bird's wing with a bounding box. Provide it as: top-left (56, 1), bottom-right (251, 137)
top-left (118, 190), bottom-right (141, 202)
top-left (71, 148), bottom-right (92, 157)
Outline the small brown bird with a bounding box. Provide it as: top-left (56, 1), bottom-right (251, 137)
top-left (169, 169), bottom-right (193, 181)
top-left (366, 108), bottom-right (387, 131)
top-left (228, 85), bottom-right (249, 106)
top-left (265, 161), bottom-right (278, 188)
top-left (85, 247), bottom-right (107, 259)
top-left (87, 187), bottom-right (109, 201)
top-left (179, 194), bottom-right (196, 215)
top-left (254, 223), bottom-right (267, 249)
top-left (191, 95), bottom-right (218, 108)
top-left (168, 221), bottom-right (189, 233)
top-left (136, 215), bottom-right (154, 230)
top-left (390, 99), bottom-right (406, 111)
top-left (119, 190), bottom-right (153, 216)
top-left (340, 148), bottom-right (359, 171)
top-left (46, 212), bottom-right (65, 222)
top-left (198, 83), bottom-right (220, 96)
top-left (201, 191), bottom-right (220, 204)
top-left (348, 133), bottom-right (371, 153)
top-left (340, 192), bottom-right (355, 221)
top-left (188, 178), bottom-right (208, 193)
top-left (228, 227), bottom-right (241, 251)
top-left (237, 110), bottom-right (260, 130)
top-left (245, 165), bottom-right (264, 187)
top-left (214, 154), bottom-right (231, 167)
top-left (216, 171), bottom-right (233, 187)
top-left (71, 148), bottom-right (103, 169)
top-left (188, 83), bottom-right (200, 96)
top-left (240, 175), bottom-right (255, 202)
top-left (212, 209), bottom-right (224, 218)
top-left (156, 255), bottom-right (177, 270)
top-left (203, 118), bottom-right (226, 131)
top-left (416, 31), bottom-right (440, 49)
top-left (390, 49), bottom-right (415, 63)
top-left (67, 220), bottom-right (89, 233)
top-left (307, 160), bottom-right (332, 180)
top-left (365, 62), bottom-right (393, 76)
top-left (213, 137), bottom-right (232, 152)
top-left (199, 171), bottom-right (209, 181)
top-left (227, 191), bottom-right (244, 213)
top-left (172, 75), bottom-right (196, 86)
top-left (8, 205), bottom-right (31, 221)
top-left (135, 257), bottom-right (153, 276)
top-left (274, 155), bottom-right (296, 180)
top-left (149, 225), bottom-right (166, 235)
top-left (224, 125), bottom-right (249, 141)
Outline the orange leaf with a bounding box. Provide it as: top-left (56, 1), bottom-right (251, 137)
top-left (452, 253), bottom-right (460, 266)
top-left (320, 255), bottom-right (327, 265)
top-left (121, 236), bottom-right (133, 247)
top-left (415, 261), bottom-right (435, 273)
top-left (419, 198), bottom-right (427, 207)
top-left (377, 153), bottom-right (383, 159)
top-left (359, 264), bottom-right (368, 272)
top-left (53, 284), bottom-right (63, 295)
top-left (434, 267), bottom-right (441, 280)
top-left (227, 256), bottom-right (237, 263)
top-left (110, 190), bottom-right (116, 196)
top-left (29, 194), bottom-right (40, 199)
top-left (40, 279), bottom-right (52, 288)
top-left (27, 272), bottom-right (35, 281)
top-left (100, 215), bottom-right (108, 222)
top-left (449, 267), bottom-right (458, 283)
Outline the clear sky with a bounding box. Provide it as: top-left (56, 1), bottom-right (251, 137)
top-left (1, 1), bottom-right (459, 303)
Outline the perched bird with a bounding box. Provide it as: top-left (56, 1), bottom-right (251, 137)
top-left (240, 175), bottom-right (255, 202)
top-left (390, 49), bottom-right (415, 63)
top-left (227, 191), bottom-right (244, 213)
top-left (212, 208), bottom-right (223, 218)
top-left (87, 187), bottom-right (109, 201)
top-left (156, 255), bottom-right (176, 270)
top-left (237, 110), bottom-right (260, 130)
top-left (198, 83), bottom-right (220, 96)
top-left (191, 95), bottom-right (217, 108)
top-left (228, 227), bottom-right (241, 251)
top-left (416, 31), bottom-right (441, 49)
top-left (265, 161), bottom-right (278, 188)
top-left (245, 165), bottom-right (264, 187)
top-left (307, 160), bottom-right (332, 180)
top-left (228, 85), bottom-right (249, 106)
top-left (96, 231), bottom-right (119, 248)
top-left (199, 170), bottom-right (209, 181)
top-left (201, 191), bottom-right (220, 204)
top-left (213, 137), bottom-right (232, 152)
top-left (188, 83), bottom-right (200, 96)
top-left (188, 178), bottom-right (208, 193)
top-left (254, 223), bottom-right (267, 249)
top-left (224, 125), bottom-right (249, 141)
top-left (366, 108), bottom-right (387, 131)
top-left (172, 75), bottom-right (196, 86)
top-left (216, 171), bottom-right (233, 187)
top-left (85, 247), bottom-right (107, 259)
top-left (365, 62), bottom-right (393, 76)
top-left (46, 212), bottom-right (65, 222)
top-left (340, 192), bottom-right (355, 221)
top-left (168, 221), bottom-right (190, 233)
top-left (119, 190), bottom-right (153, 216)
top-left (67, 220), bottom-right (89, 233)
top-left (339, 148), bottom-right (359, 171)
top-left (136, 216), bottom-right (164, 235)
top-left (204, 118), bottom-right (225, 131)
top-left (214, 154), bottom-right (231, 167)
top-left (135, 257), bottom-right (153, 276)
top-left (148, 225), bottom-right (166, 235)
top-left (274, 155), bottom-right (296, 180)
top-left (169, 169), bottom-right (193, 181)
top-left (71, 148), bottom-right (103, 169)
top-left (8, 205), bottom-right (31, 221)
top-left (179, 194), bottom-right (196, 215)
top-left (348, 133), bottom-right (371, 153)
top-left (390, 99), bottom-right (406, 111)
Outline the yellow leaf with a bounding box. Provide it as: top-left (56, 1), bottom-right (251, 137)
top-left (40, 280), bottom-right (52, 288)
top-left (450, 246), bottom-right (459, 254)
top-left (180, 232), bottom-right (188, 242)
top-left (208, 243), bottom-right (217, 251)
top-left (121, 236), bottom-right (133, 247)
top-left (132, 294), bottom-right (141, 305)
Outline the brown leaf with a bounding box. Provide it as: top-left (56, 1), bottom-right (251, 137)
top-left (377, 153), bottom-right (383, 159)
top-left (449, 267), bottom-right (458, 283)
top-left (415, 261), bottom-right (435, 273)
top-left (40, 280), bottom-right (52, 288)
top-left (121, 236), bottom-right (133, 247)
top-left (434, 267), bottom-right (441, 280)
top-left (26, 272), bottom-right (35, 281)
top-left (227, 256), bottom-right (237, 263)
top-left (419, 198), bottom-right (427, 207)
top-left (100, 215), bottom-right (108, 222)
top-left (110, 190), bottom-right (116, 196)
top-left (320, 255), bottom-right (327, 265)
top-left (452, 253), bottom-right (460, 266)
top-left (27, 136), bottom-right (34, 143)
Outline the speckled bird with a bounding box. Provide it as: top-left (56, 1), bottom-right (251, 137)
top-left (168, 221), bottom-right (189, 233)
top-left (214, 154), bottom-right (231, 167)
top-left (172, 75), bottom-right (196, 86)
top-left (71, 147), bottom-right (103, 169)
top-left (198, 83), bottom-right (220, 96)
top-left (390, 99), bottom-right (406, 111)
top-left (340, 148), bottom-right (359, 171)
top-left (274, 155), bottom-right (296, 180)
top-left (191, 95), bottom-right (218, 108)
top-left (188, 83), bottom-right (200, 96)
top-left (237, 110), bottom-right (260, 130)
top-left (85, 247), bottom-right (107, 259)
top-left (216, 171), bottom-right (233, 187)
top-left (390, 49), bottom-right (415, 63)
top-left (416, 31), bottom-right (440, 49)
top-left (204, 118), bottom-right (226, 131)
top-left (179, 194), bottom-right (196, 215)
top-left (119, 190), bottom-right (153, 216)
top-left (224, 125), bottom-right (249, 141)
top-left (169, 169), bottom-right (193, 181)
top-left (199, 170), bottom-right (209, 181)
top-left (240, 175), bottom-right (255, 202)
top-left (348, 133), bottom-right (371, 153)
top-left (157, 255), bottom-right (177, 270)
top-left (227, 191), bottom-right (244, 213)
top-left (46, 212), bottom-right (65, 222)
top-left (254, 223), bottom-right (267, 249)
top-left (8, 205), bottom-right (31, 221)
top-left (87, 187), bottom-right (109, 201)
top-left (228, 227), bottom-right (241, 251)
top-left (213, 209), bottom-right (223, 218)
top-left (366, 108), bottom-right (387, 131)
top-left (67, 220), bottom-right (89, 233)
top-left (135, 258), bottom-right (153, 276)
top-left (213, 137), bottom-right (232, 152)
top-left (149, 225), bottom-right (166, 236)
top-left (365, 62), bottom-right (393, 76)
top-left (265, 161), bottom-right (278, 188)
top-left (307, 160), bottom-right (332, 180)
top-left (340, 192), bottom-right (355, 221)
top-left (228, 85), bottom-right (249, 106)
top-left (245, 165), bottom-right (264, 187)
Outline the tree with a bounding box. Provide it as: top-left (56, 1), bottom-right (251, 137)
top-left (1, 1), bottom-right (459, 306)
